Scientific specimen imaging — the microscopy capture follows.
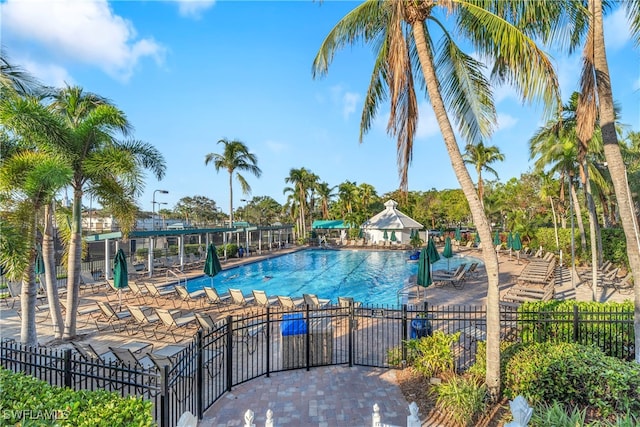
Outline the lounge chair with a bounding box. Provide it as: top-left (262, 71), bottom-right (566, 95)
top-left (433, 268), bottom-right (468, 289)
top-left (277, 295), bottom-right (304, 309)
top-left (71, 341), bottom-right (117, 364)
top-left (79, 271), bottom-right (108, 294)
top-left (194, 312), bottom-right (222, 330)
top-left (251, 290), bottom-right (278, 307)
top-left (109, 346), bottom-right (155, 370)
top-left (175, 284), bottom-right (205, 309)
top-left (126, 305), bottom-right (166, 339)
top-left (338, 296), bottom-right (362, 308)
top-left (128, 281), bottom-right (150, 304)
top-left (60, 300), bottom-right (101, 327)
top-left (228, 288), bottom-right (254, 306)
top-left (154, 308), bottom-right (197, 342)
top-left (611, 273), bottom-right (633, 295)
top-left (232, 317), bottom-right (265, 354)
top-left (466, 262), bottom-right (480, 278)
top-left (203, 286), bottom-right (231, 311)
top-left (143, 281), bottom-right (177, 307)
top-left (433, 263), bottom-right (466, 279)
top-left (302, 293), bottom-right (331, 308)
top-left (105, 278), bottom-right (130, 303)
top-left (95, 301), bottom-right (132, 332)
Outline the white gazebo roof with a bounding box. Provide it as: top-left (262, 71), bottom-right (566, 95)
top-left (362, 200), bottom-right (423, 230)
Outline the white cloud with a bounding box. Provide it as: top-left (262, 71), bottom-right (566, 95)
top-left (175, 0), bottom-right (216, 19)
top-left (633, 77), bottom-right (640, 92)
top-left (604, 7), bottom-right (631, 51)
top-left (496, 113), bottom-right (518, 131)
top-left (20, 58), bottom-right (74, 88)
top-left (342, 92), bottom-right (359, 120)
top-left (1, 0), bottom-right (165, 81)
top-left (265, 140), bottom-right (287, 153)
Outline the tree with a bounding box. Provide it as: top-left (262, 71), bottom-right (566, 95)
top-left (283, 167), bottom-right (316, 238)
top-left (313, 0), bottom-right (561, 398)
top-left (205, 138), bottom-right (261, 227)
top-left (463, 142), bottom-right (504, 206)
top-left (316, 182), bottom-right (336, 219)
top-left (48, 85), bottom-right (166, 339)
top-left (174, 195), bottom-right (219, 227)
top-left (0, 150), bottom-right (71, 345)
top-left (587, 0), bottom-right (640, 362)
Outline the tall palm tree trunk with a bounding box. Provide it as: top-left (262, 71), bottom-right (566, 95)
top-left (21, 218), bottom-right (38, 346)
top-left (592, 0), bottom-right (640, 363)
top-left (570, 180), bottom-right (587, 253)
top-left (43, 202), bottom-right (64, 338)
top-left (228, 172), bottom-right (234, 227)
top-left (63, 190), bottom-right (82, 338)
top-left (581, 162), bottom-right (600, 299)
top-left (412, 23), bottom-right (501, 398)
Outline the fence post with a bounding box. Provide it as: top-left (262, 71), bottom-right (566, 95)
top-left (402, 305), bottom-right (408, 363)
top-left (266, 307), bottom-right (271, 378)
top-left (63, 349), bottom-right (72, 388)
top-left (573, 304), bottom-right (579, 342)
top-left (372, 403), bottom-right (381, 427)
top-left (407, 402), bottom-right (420, 427)
top-left (226, 315), bottom-right (234, 392)
top-left (265, 409), bottom-right (274, 427)
top-left (160, 365), bottom-right (169, 427)
top-left (305, 304), bottom-right (311, 371)
top-left (348, 302), bottom-right (353, 367)
top-left (196, 329), bottom-right (204, 420)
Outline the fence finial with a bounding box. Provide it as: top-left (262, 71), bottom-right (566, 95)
top-left (505, 395), bottom-right (533, 427)
top-left (265, 409), bottom-right (274, 427)
top-left (372, 403), bottom-right (381, 427)
top-left (244, 409), bottom-right (255, 427)
top-left (407, 402), bottom-right (420, 427)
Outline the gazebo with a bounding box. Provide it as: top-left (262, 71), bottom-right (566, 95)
top-left (361, 200), bottom-right (423, 244)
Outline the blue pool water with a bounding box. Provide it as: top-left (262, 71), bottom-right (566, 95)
top-left (188, 249), bottom-right (479, 306)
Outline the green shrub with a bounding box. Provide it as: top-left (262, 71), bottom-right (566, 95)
top-left (0, 368), bottom-right (154, 426)
top-left (530, 401), bottom-right (586, 427)
top-left (217, 243), bottom-right (237, 257)
top-left (405, 331), bottom-right (459, 378)
top-left (517, 300), bottom-right (634, 360)
top-left (433, 375), bottom-right (487, 427)
top-left (386, 345), bottom-right (404, 367)
top-left (503, 342), bottom-right (640, 417)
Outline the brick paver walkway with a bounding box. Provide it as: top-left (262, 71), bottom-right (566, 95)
top-left (199, 366), bottom-right (411, 427)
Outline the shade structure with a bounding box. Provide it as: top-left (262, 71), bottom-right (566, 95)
top-left (113, 248), bottom-right (129, 310)
top-left (35, 245), bottom-right (45, 276)
top-left (383, 230), bottom-right (388, 240)
top-left (493, 231), bottom-right (501, 246)
top-left (203, 243), bottom-right (223, 278)
top-left (474, 233), bottom-right (480, 244)
top-left (454, 228), bottom-right (462, 241)
top-left (442, 236), bottom-right (453, 269)
top-left (390, 230), bottom-right (397, 242)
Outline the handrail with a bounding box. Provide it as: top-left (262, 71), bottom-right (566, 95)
top-left (396, 283), bottom-right (417, 305)
top-left (166, 268), bottom-right (187, 287)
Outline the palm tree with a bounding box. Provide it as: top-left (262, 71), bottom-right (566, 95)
top-left (205, 138), bottom-right (261, 228)
top-left (0, 150), bottom-right (72, 345)
top-left (313, 0), bottom-right (561, 398)
top-left (48, 85), bottom-right (166, 339)
top-left (463, 142), bottom-right (504, 206)
top-left (587, 0), bottom-right (640, 362)
top-left (316, 181), bottom-right (336, 219)
top-left (283, 167), bottom-right (315, 238)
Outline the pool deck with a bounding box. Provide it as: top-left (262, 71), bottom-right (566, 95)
top-left (0, 245), bottom-right (632, 426)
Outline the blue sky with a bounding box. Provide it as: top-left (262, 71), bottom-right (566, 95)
top-left (2, 1), bottom-right (639, 216)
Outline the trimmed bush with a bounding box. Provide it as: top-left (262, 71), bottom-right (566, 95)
top-left (503, 342), bottom-right (640, 418)
top-left (0, 368), bottom-right (154, 426)
top-left (405, 331), bottom-right (460, 378)
top-left (434, 375), bottom-right (487, 426)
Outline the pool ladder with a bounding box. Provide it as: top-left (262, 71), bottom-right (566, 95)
top-left (166, 269), bottom-right (188, 288)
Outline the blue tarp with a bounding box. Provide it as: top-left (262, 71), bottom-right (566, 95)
top-left (281, 313), bottom-right (307, 336)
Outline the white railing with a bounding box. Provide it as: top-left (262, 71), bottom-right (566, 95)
top-left (166, 268), bottom-right (187, 287)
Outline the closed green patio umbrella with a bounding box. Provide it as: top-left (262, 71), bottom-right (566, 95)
top-left (493, 231), bottom-right (501, 247)
top-left (426, 237), bottom-right (440, 265)
top-left (383, 230), bottom-right (388, 240)
top-left (474, 233), bottom-right (480, 245)
top-left (442, 236), bottom-right (453, 270)
top-left (35, 245), bottom-right (45, 276)
top-left (507, 232), bottom-right (514, 260)
top-left (113, 248), bottom-right (129, 310)
top-left (204, 243), bottom-right (223, 280)
top-left (416, 247), bottom-right (431, 299)
top-left (454, 228), bottom-right (462, 242)
top-left (512, 232), bottom-right (523, 264)
top-left (390, 230), bottom-right (397, 242)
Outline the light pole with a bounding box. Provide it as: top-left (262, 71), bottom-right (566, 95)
top-left (152, 189), bottom-right (169, 231)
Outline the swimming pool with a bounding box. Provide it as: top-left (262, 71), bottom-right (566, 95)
top-left (187, 249), bottom-right (480, 306)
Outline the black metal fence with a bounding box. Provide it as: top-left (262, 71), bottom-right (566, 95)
top-left (1, 304), bottom-right (634, 427)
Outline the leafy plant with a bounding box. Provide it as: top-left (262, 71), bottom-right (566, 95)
top-left (434, 375), bottom-right (487, 426)
top-left (530, 401), bottom-right (586, 427)
top-left (405, 331), bottom-right (460, 378)
top-left (0, 368), bottom-right (154, 426)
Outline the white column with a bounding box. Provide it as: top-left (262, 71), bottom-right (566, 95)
top-left (148, 237), bottom-right (154, 277)
top-left (104, 239), bottom-right (111, 279)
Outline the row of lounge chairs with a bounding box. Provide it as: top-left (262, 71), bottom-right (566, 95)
top-left (430, 262), bottom-right (479, 290)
